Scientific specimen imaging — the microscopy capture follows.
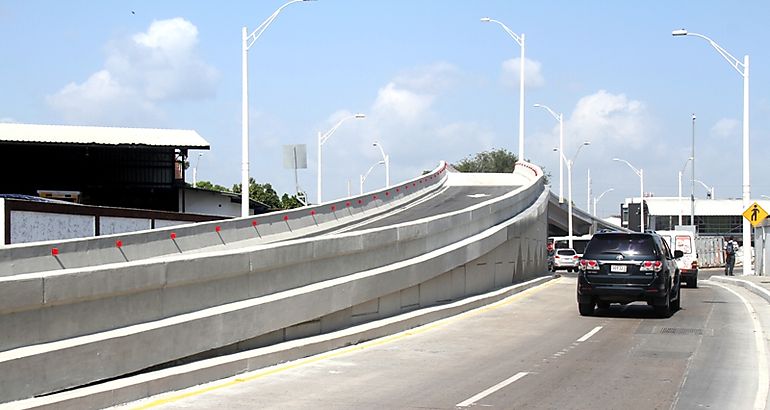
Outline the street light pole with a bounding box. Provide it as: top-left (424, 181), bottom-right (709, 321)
top-left (360, 160), bottom-right (385, 194)
top-left (673, 28), bottom-right (752, 274)
top-left (533, 103), bottom-right (563, 202)
top-left (691, 113), bottom-right (696, 228)
top-left (482, 17), bottom-right (526, 159)
top-left (587, 168), bottom-right (591, 211)
top-left (241, 0), bottom-right (310, 217)
top-left (613, 158), bottom-right (645, 232)
top-left (317, 113), bottom-right (366, 204)
top-left (678, 157), bottom-right (693, 226)
top-left (193, 153), bottom-right (203, 187)
top-left (373, 141), bottom-right (390, 188)
top-left (555, 141), bottom-right (590, 249)
top-left (693, 179), bottom-right (715, 199)
top-left (594, 188), bottom-right (614, 217)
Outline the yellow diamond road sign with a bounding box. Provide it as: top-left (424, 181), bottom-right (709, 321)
top-left (743, 202), bottom-right (769, 227)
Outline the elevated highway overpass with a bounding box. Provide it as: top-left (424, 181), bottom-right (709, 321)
top-left (0, 161), bottom-right (616, 409)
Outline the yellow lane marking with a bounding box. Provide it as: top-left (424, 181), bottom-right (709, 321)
top-left (133, 277), bottom-right (560, 409)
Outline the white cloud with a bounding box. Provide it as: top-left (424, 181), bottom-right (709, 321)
top-left (0, 117), bottom-right (16, 123)
top-left (372, 82), bottom-right (435, 124)
top-left (566, 90), bottom-right (649, 149)
top-left (392, 62), bottom-right (460, 93)
top-left (710, 118), bottom-right (740, 139)
top-left (47, 70), bottom-right (161, 125)
top-left (47, 18), bottom-right (218, 126)
top-left (501, 57), bottom-right (545, 89)
top-left (316, 63), bottom-right (497, 200)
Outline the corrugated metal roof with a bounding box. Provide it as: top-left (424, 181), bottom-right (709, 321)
top-left (0, 123), bottom-right (210, 148)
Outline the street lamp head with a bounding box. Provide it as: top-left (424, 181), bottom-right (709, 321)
top-left (552, 147), bottom-right (559, 152)
top-left (582, 141), bottom-right (591, 146)
top-left (354, 113), bottom-right (366, 119)
top-left (672, 29), bottom-right (688, 36)
top-left (533, 103), bottom-right (542, 108)
top-left (480, 17), bottom-right (491, 22)
top-left (372, 141), bottom-right (379, 147)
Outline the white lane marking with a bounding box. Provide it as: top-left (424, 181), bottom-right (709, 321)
top-left (705, 280), bottom-right (769, 410)
top-left (577, 326), bottom-right (603, 342)
top-left (467, 193), bottom-right (490, 198)
top-left (456, 372), bottom-right (529, 407)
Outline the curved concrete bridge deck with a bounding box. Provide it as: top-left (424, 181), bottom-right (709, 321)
top-left (0, 161), bottom-right (549, 408)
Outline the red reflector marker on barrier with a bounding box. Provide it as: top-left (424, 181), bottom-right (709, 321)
top-left (310, 210), bottom-right (316, 216)
top-left (252, 220), bottom-right (258, 226)
top-left (358, 199), bottom-right (363, 204)
top-left (331, 205), bottom-right (336, 211)
top-left (215, 226), bottom-right (221, 232)
top-left (283, 215), bottom-right (289, 221)
top-left (116, 240), bottom-right (123, 248)
top-left (170, 233), bottom-right (176, 240)
top-left (385, 191), bottom-right (390, 196)
top-left (51, 248), bottom-right (59, 256)
top-left (372, 195), bottom-right (378, 200)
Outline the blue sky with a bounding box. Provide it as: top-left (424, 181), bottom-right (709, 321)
top-left (1, 1), bottom-right (769, 216)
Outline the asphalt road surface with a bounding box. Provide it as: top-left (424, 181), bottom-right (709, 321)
top-left (128, 272), bottom-right (770, 410)
top-left (330, 186), bottom-right (519, 233)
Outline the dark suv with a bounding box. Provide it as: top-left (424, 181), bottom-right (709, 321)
top-left (577, 231), bottom-right (683, 317)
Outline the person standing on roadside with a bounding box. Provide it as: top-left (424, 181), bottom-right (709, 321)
top-left (724, 236), bottom-right (739, 276)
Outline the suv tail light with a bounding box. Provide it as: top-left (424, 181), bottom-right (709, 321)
top-left (554, 255), bottom-right (560, 259)
top-left (573, 255), bottom-right (579, 259)
top-left (691, 260), bottom-right (698, 269)
top-left (579, 259), bottom-right (599, 271)
top-left (640, 260), bottom-right (663, 272)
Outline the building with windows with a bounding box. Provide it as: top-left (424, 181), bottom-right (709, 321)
top-left (620, 196), bottom-right (764, 239)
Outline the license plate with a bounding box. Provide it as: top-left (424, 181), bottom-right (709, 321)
top-left (610, 265), bottom-right (627, 273)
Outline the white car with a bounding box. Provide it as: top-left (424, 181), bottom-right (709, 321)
top-left (658, 230), bottom-right (699, 288)
top-left (549, 248), bottom-right (579, 272)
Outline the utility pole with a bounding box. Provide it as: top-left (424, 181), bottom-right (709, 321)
top-left (690, 113), bottom-right (696, 228)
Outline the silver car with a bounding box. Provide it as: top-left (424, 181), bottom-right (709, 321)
top-left (550, 248), bottom-right (579, 272)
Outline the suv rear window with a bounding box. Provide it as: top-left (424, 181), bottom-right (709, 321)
top-left (556, 249), bottom-right (576, 256)
top-left (584, 234), bottom-right (658, 257)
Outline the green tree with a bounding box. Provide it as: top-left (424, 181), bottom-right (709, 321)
top-left (194, 180), bottom-right (231, 192)
top-left (453, 148), bottom-right (518, 173)
top-left (280, 193), bottom-right (304, 209)
top-left (232, 178), bottom-right (282, 209)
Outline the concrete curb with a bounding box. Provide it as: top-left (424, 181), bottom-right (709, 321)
top-left (4, 275), bottom-right (557, 410)
top-left (709, 276), bottom-right (770, 305)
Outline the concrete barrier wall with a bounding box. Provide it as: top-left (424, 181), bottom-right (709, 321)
top-left (0, 161), bottom-right (547, 403)
top-left (0, 163), bottom-right (448, 277)
top-left (0, 176), bottom-right (541, 350)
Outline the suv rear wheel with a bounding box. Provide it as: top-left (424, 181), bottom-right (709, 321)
top-left (671, 284), bottom-right (681, 311)
top-left (578, 301), bottom-right (595, 316)
top-left (654, 289), bottom-right (672, 318)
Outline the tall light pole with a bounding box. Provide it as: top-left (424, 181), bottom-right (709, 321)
top-left (678, 157), bottom-right (693, 226)
top-left (613, 158), bottom-right (645, 232)
top-left (193, 153), bottom-right (203, 187)
top-left (691, 113), bottom-right (696, 228)
top-left (594, 188), bottom-right (614, 217)
top-left (482, 17), bottom-right (526, 159)
top-left (317, 113), bottom-right (366, 204)
top-left (693, 179), bottom-right (715, 199)
top-left (673, 28), bottom-right (752, 274)
top-left (241, 0), bottom-right (311, 217)
top-left (533, 103), bottom-right (563, 202)
top-left (360, 160), bottom-right (385, 194)
top-left (372, 141), bottom-right (390, 188)
top-left (555, 141), bottom-right (590, 249)
top-left (587, 168), bottom-right (591, 211)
